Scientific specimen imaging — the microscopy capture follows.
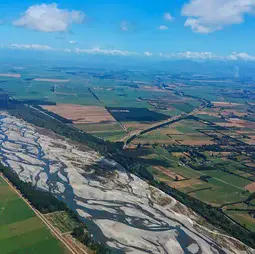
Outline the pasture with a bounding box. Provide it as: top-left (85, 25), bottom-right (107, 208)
top-left (1, 65), bottom-right (255, 234)
top-left (75, 122), bottom-right (126, 141)
top-left (226, 211), bottom-right (255, 232)
top-left (45, 211), bottom-right (80, 233)
top-left (159, 119), bottom-right (216, 146)
top-left (0, 175), bottom-right (68, 254)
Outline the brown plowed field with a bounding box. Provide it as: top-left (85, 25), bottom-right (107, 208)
top-left (169, 179), bottom-right (202, 189)
top-left (212, 101), bottom-right (242, 107)
top-left (42, 104), bottom-right (116, 124)
top-left (123, 122), bottom-right (150, 130)
top-left (216, 119), bottom-right (255, 128)
top-left (154, 166), bottom-right (185, 180)
top-left (245, 182), bottom-right (255, 192)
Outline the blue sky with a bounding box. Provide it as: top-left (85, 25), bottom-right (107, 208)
top-left (1, 0), bottom-right (255, 60)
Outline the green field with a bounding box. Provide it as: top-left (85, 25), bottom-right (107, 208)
top-left (1, 66), bottom-right (254, 238)
top-left (93, 130), bottom-right (127, 141)
top-left (45, 211), bottom-right (80, 233)
top-left (191, 178), bottom-right (250, 206)
top-left (197, 114), bottom-right (227, 123)
top-left (0, 175), bottom-right (68, 254)
top-left (148, 146), bottom-right (202, 179)
top-left (199, 170), bottom-right (251, 188)
top-left (226, 211), bottom-right (255, 232)
top-left (75, 122), bottom-right (124, 132)
top-left (142, 146), bottom-right (252, 207)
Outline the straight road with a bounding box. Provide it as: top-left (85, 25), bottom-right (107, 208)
top-left (120, 102), bottom-right (207, 148)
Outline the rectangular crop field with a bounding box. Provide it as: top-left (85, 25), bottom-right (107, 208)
top-left (107, 107), bottom-right (169, 122)
top-left (0, 175), bottom-right (68, 254)
top-left (43, 104), bottom-right (116, 124)
top-left (226, 211), bottom-right (255, 232)
top-left (45, 211), bottom-right (80, 233)
top-left (75, 122), bottom-right (126, 141)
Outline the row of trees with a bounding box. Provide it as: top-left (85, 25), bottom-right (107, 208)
top-left (109, 151), bottom-right (255, 248)
top-left (0, 164), bottom-right (110, 253)
top-left (7, 103), bottom-right (123, 155)
top-left (0, 164), bottom-right (67, 213)
top-left (154, 181), bottom-right (255, 248)
top-left (6, 100), bottom-right (255, 249)
top-left (72, 226), bottom-right (110, 253)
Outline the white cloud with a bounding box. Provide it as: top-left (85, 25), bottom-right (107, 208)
top-left (160, 51), bottom-right (214, 59)
top-left (164, 12), bottom-right (173, 21)
top-left (184, 18), bottom-right (214, 33)
top-left (74, 47), bottom-right (137, 56)
top-left (120, 20), bottom-right (129, 31)
top-left (159, 25), bottom-right (168, 30)
top-left (160, 51), bottom-right (255, 61)
top-left (3, 44), bottom-right (255, 61)
top-left (227, 52), bottom-right (255, 61)
top-left (6, 43), bottom-right (53, 51)
top-left (1, 44), bottom-right (136, 56)
top-left (13, 3), bottom-right (85, 32)
top-left (144, 52), bottom-right (152, 57)
top-left (69, 40), bottom-right (77, 44)
top-left (182, 0), bottom-right (255, 33)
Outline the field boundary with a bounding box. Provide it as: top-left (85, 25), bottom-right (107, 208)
top-left (0, 173), bottom-right (87, 254)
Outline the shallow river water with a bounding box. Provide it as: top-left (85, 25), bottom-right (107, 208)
top-left (0, 113), bottom-right (251, 254)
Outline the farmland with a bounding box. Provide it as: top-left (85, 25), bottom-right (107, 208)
top-left (0, 175), bottom-right (68, 254)
top-left (42, 104), bottom-right (116, 124)
top-left (45, 211), bottom-right (80, 234)
top-left (0, 65), bottom-right (254, 250)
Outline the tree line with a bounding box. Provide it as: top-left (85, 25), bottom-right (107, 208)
top-left (0, 164), bottom-right (110, 253)
top-left (5, 100), bottom-right (255, 249)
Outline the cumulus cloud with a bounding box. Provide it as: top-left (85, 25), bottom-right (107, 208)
top-left (144, 52), bottom-right (152, 57)
top-left (159, 25), bottom-right (168, 30)
top-left (6, 43), bottom-right (53, 51)
top-left (164, 12), bottom-right (173, 21)
top-left (13, 3), bottom-right (85, 32)
top-left (182, 0), bottom-right (255, 33)
top-left (74, 47), bottom-right (137, 56)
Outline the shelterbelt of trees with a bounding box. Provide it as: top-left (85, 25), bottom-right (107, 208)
top-left (0, 164), bottom-right (110, 254)
top-left (5, 100), bottom-right (255, 249)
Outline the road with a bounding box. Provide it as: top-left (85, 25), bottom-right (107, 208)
top-left (120, 102), bottom-right (207, 148)
top-left (0, 173), bottom-right (87, 254)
